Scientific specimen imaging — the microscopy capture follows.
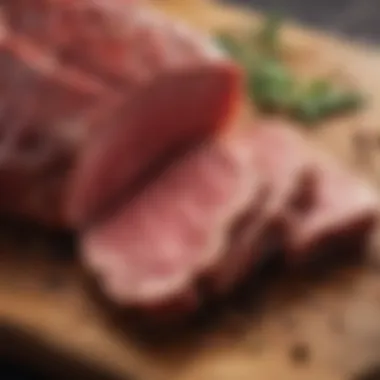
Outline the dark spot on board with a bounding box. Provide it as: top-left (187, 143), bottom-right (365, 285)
top-left (289, 343), bottom-right (310, 364)
top-left (351, 366), bottom-right (380, 380)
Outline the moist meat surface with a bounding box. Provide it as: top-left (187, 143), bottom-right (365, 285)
top-left (81, 129), bottom-right (262, 309)
top-left (0, 0), bottom-right (240, 227)
top-left (82, 123), bottom-right (379, 312)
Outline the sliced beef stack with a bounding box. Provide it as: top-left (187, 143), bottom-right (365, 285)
top-left (0, 0), bottom-right (378, 317)
top-left (82, 122), bottom-right (379, 313)
top-left (0, 0), bottom-right (240, 227)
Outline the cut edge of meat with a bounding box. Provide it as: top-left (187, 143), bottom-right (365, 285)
top-left (79, 129), bottom-right (260, 309)
top-left (286, 165), bottom-right (380, 262)
top-left (67, 62), bottom-right (242, 229)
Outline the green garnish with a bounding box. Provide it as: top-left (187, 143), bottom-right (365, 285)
top-left (248, 58), bottom-right (295, 112)
top-left (215, 15), bottom-right (364, 124)
top-left (291, 80), bottom-right (363, 122)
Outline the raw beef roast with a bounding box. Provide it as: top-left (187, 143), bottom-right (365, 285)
top-left (0, 0), bottom-right (240, 227)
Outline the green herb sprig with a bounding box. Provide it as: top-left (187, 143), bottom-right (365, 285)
top-left (216, 15), bottom-right (364, 124)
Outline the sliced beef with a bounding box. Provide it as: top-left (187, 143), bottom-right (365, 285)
top-left (80, 129), bottom-right (262, 310)
top-left (285, 147), bottom-right (379, 262)
top-left (81, 122), bottom-right (380, 312)
top-left (67, 67), bottom-right (240, 227)
top-left (209, 123), bottom-right (317, 294)
top-left (257, 124), bottom-right (379, 264)
top-left (0, 1), bottom-right (240, 227)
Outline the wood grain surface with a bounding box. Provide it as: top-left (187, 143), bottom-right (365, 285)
top-left (3, 1), bottom-right (380, 379)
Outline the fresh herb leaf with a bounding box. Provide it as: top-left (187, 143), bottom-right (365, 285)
top-left (248, 59), bottom-right (295, 112)
top-left (291, 80), bottom-right (364, 123)
top-left (215, 16), bottom-right (364, 124)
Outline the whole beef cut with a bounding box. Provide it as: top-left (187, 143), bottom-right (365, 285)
top-left (0, 0), bottom-right (240, 227)
top-left (82, 123), bottom-right (379, 312)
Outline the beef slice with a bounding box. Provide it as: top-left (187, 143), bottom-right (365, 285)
top-left (80, 128), bottom-right (262, 310)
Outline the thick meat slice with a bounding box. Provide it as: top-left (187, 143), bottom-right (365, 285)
top-left (81, 129), bottom-right (261, 310)
top-left (0, 36), bottom-right (112, 226)
top-left (68, 68), bottom-right (239, 227)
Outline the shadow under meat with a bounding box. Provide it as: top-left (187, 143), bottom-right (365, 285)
top-left (0, 215), bottom-right (371, 352)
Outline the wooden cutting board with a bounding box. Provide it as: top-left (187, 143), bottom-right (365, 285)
top-left (3, 1), bottom-right (380, 379)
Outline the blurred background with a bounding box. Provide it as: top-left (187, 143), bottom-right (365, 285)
top-left (231, 0), bottom-right (380, 43)
top-left (2, 0), bottom-right (380, 378)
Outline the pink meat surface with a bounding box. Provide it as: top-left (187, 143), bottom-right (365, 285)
top-left (259, 124), bottom-right (379, 263)
top-left (0, 0), bottom-right (240, 228)
top-left (0, 35), bottom-right (112, 226)
top-left (209, 123), bottom-right (317, 294)
top-left (286, 149), bottom-right (380, 262)
top-left (82, 122), bottom-right (380, 312)
top-left (81, 129), bottom-right (262, 310)
top-left (67, 66), bottom-right (240, 227)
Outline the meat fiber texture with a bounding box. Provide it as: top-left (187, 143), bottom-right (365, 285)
top-left (82, 128), bottom-right (262, 312)
top-left (0, 0), bottom-right (240, 227)
top-left (81, 123), bottom-right (380, 314)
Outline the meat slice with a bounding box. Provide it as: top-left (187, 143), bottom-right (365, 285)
top-left (209, 123), bottom-right (317, 294)
top-left (286, 151), bottom-right (380, 263)
top-left (260, 125), bottom-right (380, 263)
top-left (68, 67), bottom-right (239, 227)
top-left (82, 121), bottom-right (380, 312)
top-left (81, 129), bottom-right (262, 310)
top-left (0, 36), bottom-right (112, 226)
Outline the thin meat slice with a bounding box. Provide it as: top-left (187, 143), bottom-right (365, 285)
top-left (268, 125), bottom-right (380, 262)
top-left (0, 36), bottom-right (112, 226)
top-left (286, 155), bottom-right (380, 262)
top-left (209, 123), bottom-right (316, 294)
top-left (81, 129), bottom-right (261, 310)
top-left (207, 123), bottom-right (379, 296)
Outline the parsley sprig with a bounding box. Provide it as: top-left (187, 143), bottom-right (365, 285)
top-left (216, 15), bottom-right (363, 124)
